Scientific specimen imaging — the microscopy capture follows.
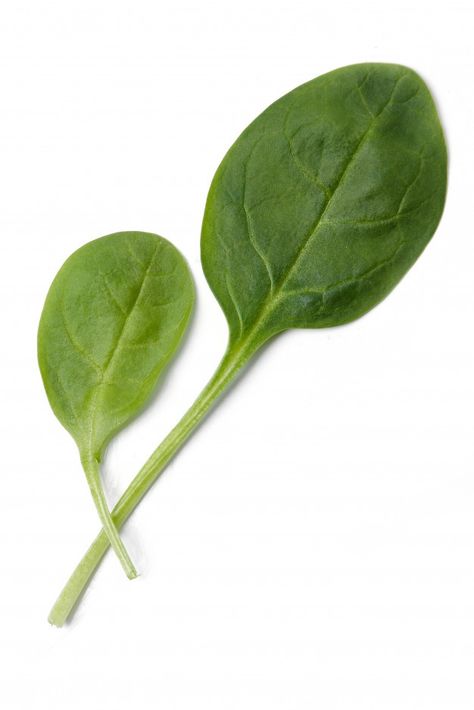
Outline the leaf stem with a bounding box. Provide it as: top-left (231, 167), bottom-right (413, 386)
top-left (81, 454), bottom-right (137, 580)
top-left (48, 337), bottom-right (259, 626)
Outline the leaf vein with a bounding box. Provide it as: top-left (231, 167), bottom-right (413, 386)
top-left (59, 300), bottom-right (104, 376)
top-left (100, 271), bottom-right (128, 315)
top-left (225, 274), bottom-right (244, 338)
top-left (283, 102), bottom-right (331, 200)
top-left (243, 147), bottom-right (275, 294)
top-left (273, 73), bottom-right (405, 295)
top-left (87, 243), bottom-right (160, 455)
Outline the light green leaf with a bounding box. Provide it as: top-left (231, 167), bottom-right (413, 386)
top-left (38, 231), bottom-right (194, 577)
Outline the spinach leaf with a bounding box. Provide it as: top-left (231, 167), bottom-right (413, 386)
top-left (48, 64), bottom-right (447, 625)
top-left (202, 63), bottom-right (446, 347)
top-left (38, 231), bottom-right (194, 578)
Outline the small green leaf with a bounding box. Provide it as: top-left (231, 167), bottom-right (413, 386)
top-left (202, 63), bottom-right (447, 347)
top-left (38, 231), bottom-right (194, 576)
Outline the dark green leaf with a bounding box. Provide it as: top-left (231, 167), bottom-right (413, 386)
top-left (202, 63), bottom-right (447, 346)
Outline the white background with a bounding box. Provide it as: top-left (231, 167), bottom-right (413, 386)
top-left (1, 0), bottom-right (473, 707)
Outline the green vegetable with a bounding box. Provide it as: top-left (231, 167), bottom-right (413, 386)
top-left (203, 62), bottom-right (446, 343)
top-left (38, 231), bottom-right (194, 578)
top-left (47, 63), bottom-right (447, 625)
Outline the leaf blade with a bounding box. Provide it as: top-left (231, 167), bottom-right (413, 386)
top-left (201, 63), bottom-right (447, 343)
top-left (38, 231), bottom-right (194, 460)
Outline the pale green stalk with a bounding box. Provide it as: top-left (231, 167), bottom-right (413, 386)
top-left (81, 454), bottom-right (137, 580)
top-left (48, 337), bottom-right (262, 626)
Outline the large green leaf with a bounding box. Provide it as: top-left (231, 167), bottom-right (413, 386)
top-left (202, 63), bottom-right (447, 346)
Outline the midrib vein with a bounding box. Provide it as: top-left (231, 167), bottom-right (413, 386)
top-left (101, 245), bottom-right (159, 376)
top-left (243, 74), bottom-right (404, 338)
top-left (87, 243), bottom-right (159, 455)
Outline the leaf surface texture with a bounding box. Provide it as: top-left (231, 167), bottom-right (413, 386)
top-left (38, 231), bottom-right (194, 460)
top-left (202, 63), bottom-right (447, 343)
